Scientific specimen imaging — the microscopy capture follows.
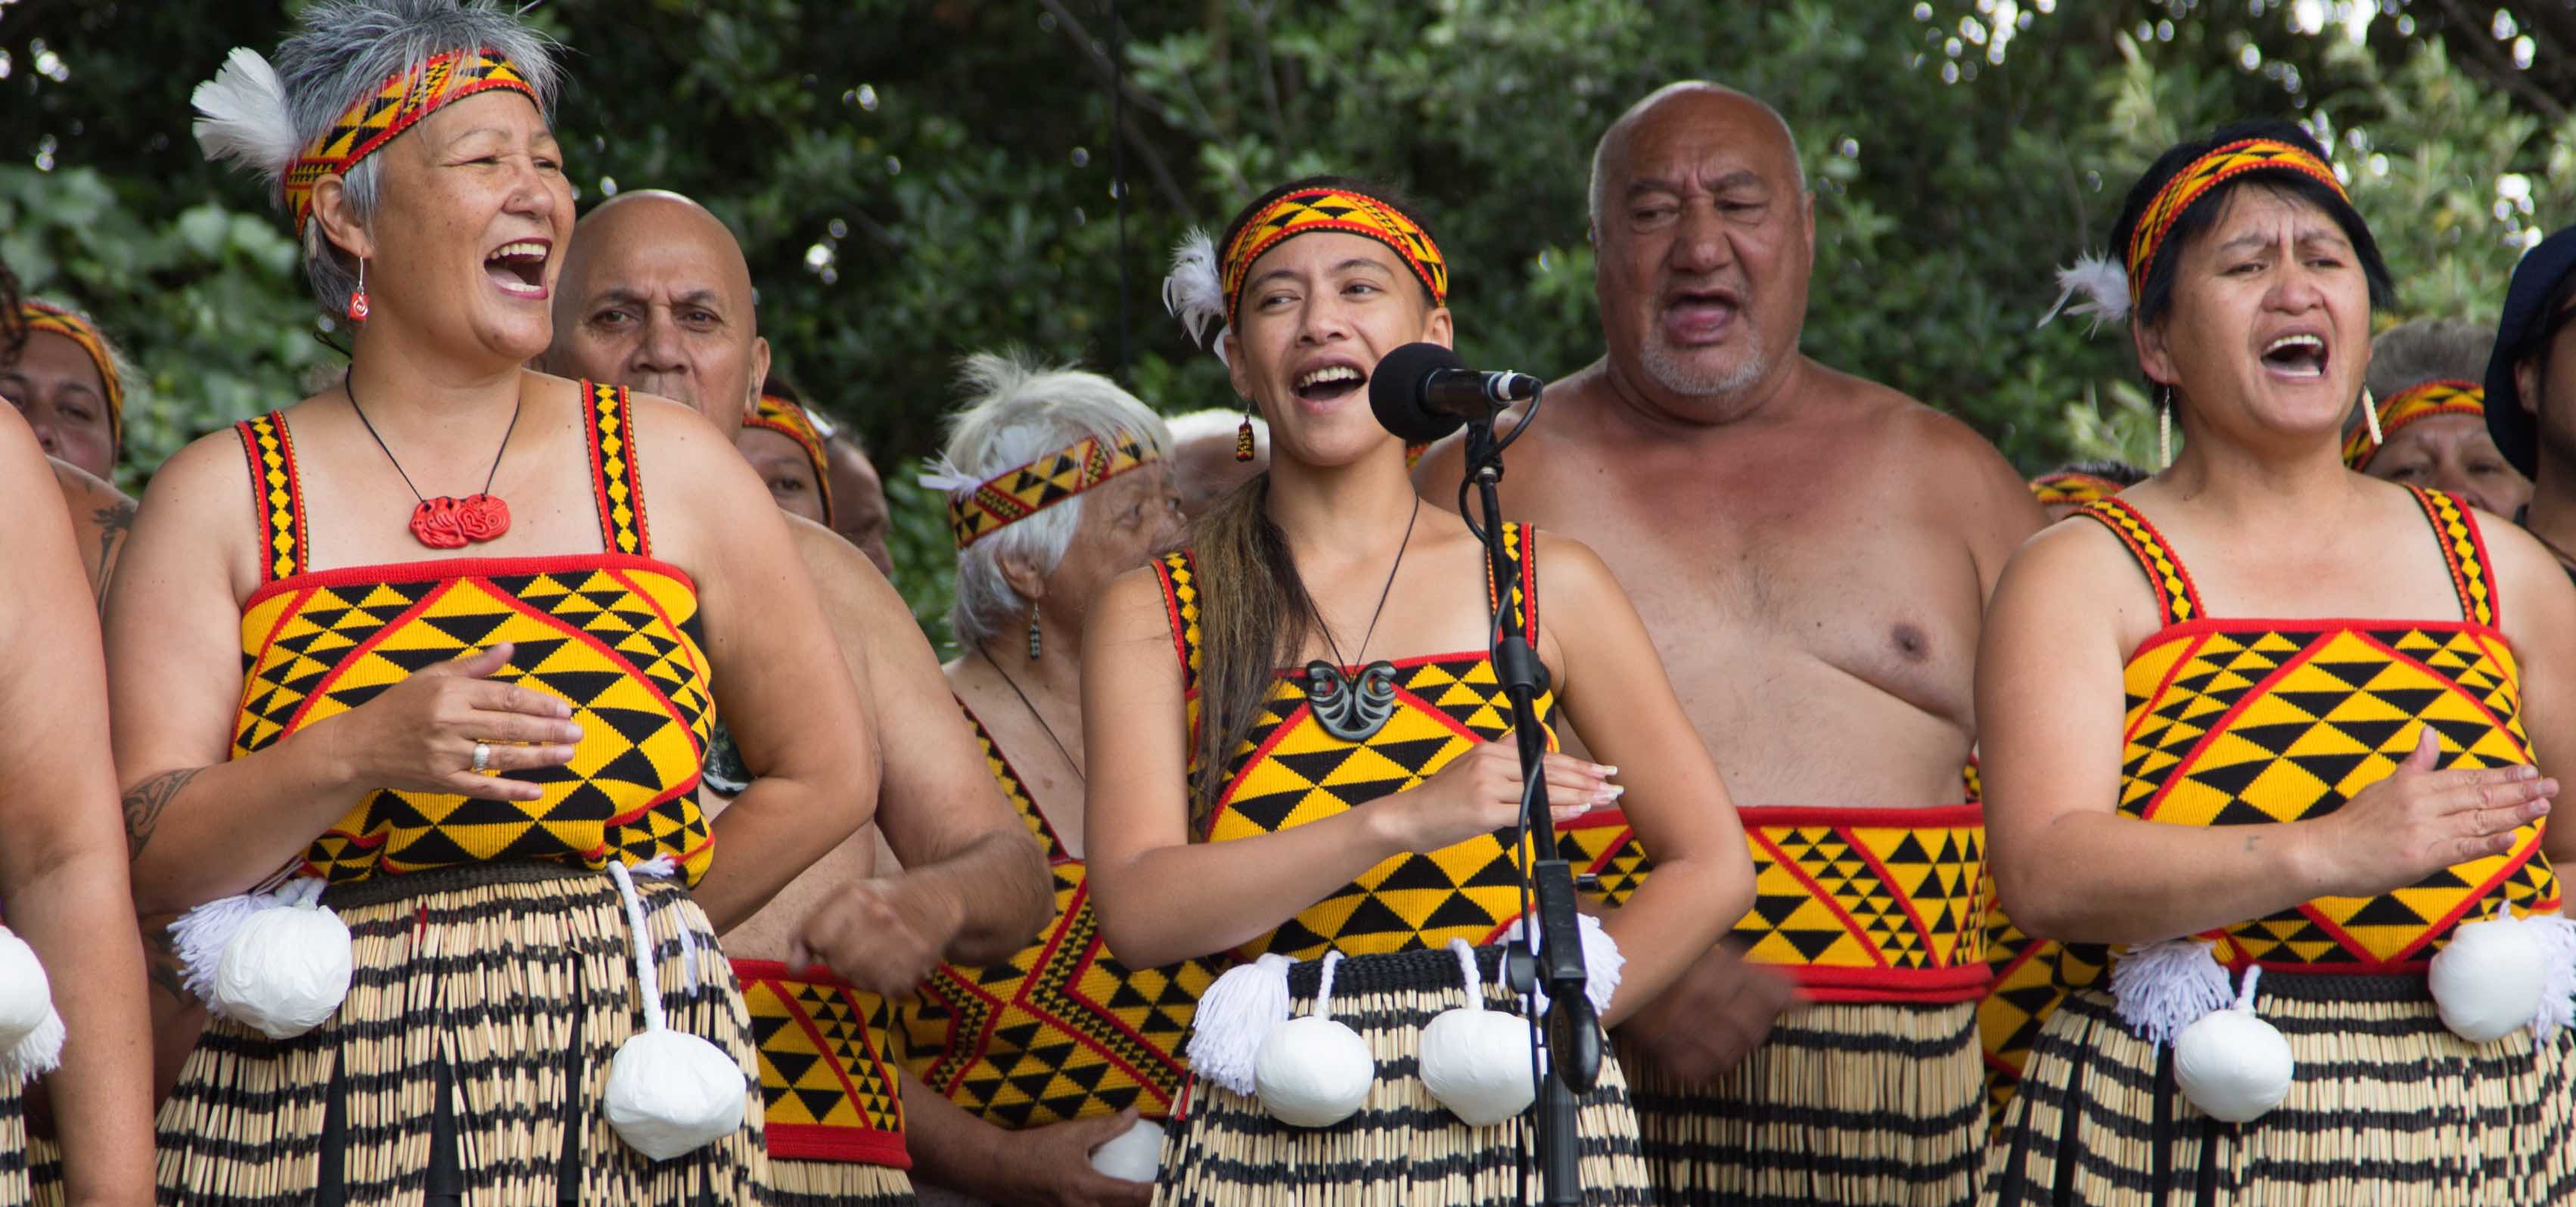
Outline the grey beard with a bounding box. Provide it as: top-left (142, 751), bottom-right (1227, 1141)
top-left (1639, 326), bottom-right (1770, 399)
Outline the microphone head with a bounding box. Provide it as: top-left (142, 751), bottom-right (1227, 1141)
top-left (1368, 342), bottom-right (1468, 444)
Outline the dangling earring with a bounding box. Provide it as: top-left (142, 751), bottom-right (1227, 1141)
top-left (346, 257), bottom-right (371, 324)
top-left (2157, 383), bottom-right (2174, 469)
top-left (1235, 405), bottom-right (1257, 464)
top-left (2360, 386), bottom-right (2382, 448)
top-left (1027, 605), bottom-right (1043, 661)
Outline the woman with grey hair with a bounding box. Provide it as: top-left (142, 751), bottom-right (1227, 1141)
top-left (2343, 317), bottom-right (2530, 518)
top-left (117, 2), bottom-right (873, 1200)
top-left (899, 352), bottom-right (1200, 1206)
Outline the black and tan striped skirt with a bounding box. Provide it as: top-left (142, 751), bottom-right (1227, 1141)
top-left (1153, 945), bottom-right (1653, 1206)
top-left (152, 861), bottom-right (768, 1205)
top-left (0, 1072), bottom-right (26, 1207)
top-left (1984, 976), bottom-right (2576, 1205)
top-left (1626, 999), bottom-right (1986, 1207)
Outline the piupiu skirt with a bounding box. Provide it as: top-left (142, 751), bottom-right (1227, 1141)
top-left (1982, 975), bottom-right (2576, 1205)
top-left (152, 861), bottom-right (768, 1205)
top-left (1625, 999), bottom-right (1986, 1207)
top-left (1152, 945), bottom-right (1653, 1206)
top-left (0, 1072), bottom-right (26, 1207)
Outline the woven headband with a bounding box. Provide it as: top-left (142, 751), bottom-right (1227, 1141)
top-left (2029, 472), bottom-right (2124, 509)
top-left (284, 48), bottom-right (537, 237)
top-left (937, 431), bottom-right (1158, 551)
top-left (2343, 379), bottom-right (2485, 471)
top-left (2126, 138), bottom-right (2348, 304)
top-left (1220, 188), bottom-right (1448, 321)
top-left (745, 396), bottom-right (834, 526)
top-left (17, 302), bottom-right (122, 451)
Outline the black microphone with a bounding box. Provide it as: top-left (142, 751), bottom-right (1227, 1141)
top-left (1368, 342), bottom-right (1543, 443)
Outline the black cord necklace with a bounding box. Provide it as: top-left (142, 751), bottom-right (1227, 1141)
top-left (344, 369), bottom-right (524, 550)
top-left (1301, 493), bottom-right (1420, 742)
top-left (980, 647), bottom-right (1083, 786)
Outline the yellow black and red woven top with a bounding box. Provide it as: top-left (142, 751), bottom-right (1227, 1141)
top-left (231, 383), bottom-right (716, 885)
top-left (1154, 523), bottom-right (1554, 960)
top-left (2081, 489), bottom-right (2559, 971)
top-left (898, 703), bottom-right (1217, 1127)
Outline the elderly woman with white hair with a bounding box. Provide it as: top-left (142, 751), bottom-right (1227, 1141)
top-left (896, 352), bottom-right (1201, 1207)
top-left (116, 2), bottom-right (873, 1200)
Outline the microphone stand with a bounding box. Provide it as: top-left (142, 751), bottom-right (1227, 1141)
top-left (1460, 411), bottom-right (1597, 1207)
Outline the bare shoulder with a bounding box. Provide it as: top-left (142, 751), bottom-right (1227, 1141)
top-left (1822, 367), bottom-right (2024, 487)
top-left (135, 424), bottom-right (259, 532)
top-left (615, 383), bottom-right (742, 475)
top-left (1095, 558), bottom-right (1179, 644)
top-left (1990, 506), bottom-right (2156, 635)
top-left (788, 516), bottom-right (915, 632)
top-left (50, 458), bottom-right (134, 516)
top-left (1521, 528), bottom-right (1620, 608)
top-left (2464, 499), bottom-right (2574, 625)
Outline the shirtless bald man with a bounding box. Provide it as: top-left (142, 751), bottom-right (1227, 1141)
top-left (1417, 82), bottom-right (2041, 1206)
top-left (548, 191), bottom-right (1049, 1206)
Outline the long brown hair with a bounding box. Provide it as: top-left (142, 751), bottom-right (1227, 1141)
top-left (1182, 175), bottom-right (1442, 832)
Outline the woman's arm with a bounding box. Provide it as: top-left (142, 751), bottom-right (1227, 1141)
top-left (634, 397), bottom-right (877, 932)
top-left (1540, 538), bottom-right (1754, 1025)
top-left (1983, 522), bottom-right (2547, 944)
top-left (2478, 516), bottom-right (2576, 895)
top-left (0, 417), bottom-right (154, 1203)
top-left (1082, 566), bottom-right (1608, 970)
top-left (108, 434), bottom-right (580, 914)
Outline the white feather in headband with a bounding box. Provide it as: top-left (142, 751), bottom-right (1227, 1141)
top-left (1163, 228), bottom-right (1229, 361)
top-left (191, 48), bottom-right (300, 182)
top-left (2036, 253), bottom-right (2132, 330)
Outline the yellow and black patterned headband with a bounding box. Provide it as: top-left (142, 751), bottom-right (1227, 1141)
top-left (941, 432), bottom-right (1158, 551)
top-left (745, 395), bottom-right (834, 525)
top-left (1220, 188), bottom-right (1447, 321)
top-left (2029, 471), bottom-right (2123, 509)
top-left (18, 301), bottom-right (123, 451)
top-left (284, 48), bottom-right (537, 237)
top-left (2126, 139), bottom-right (2347, 304)
top-left (2344, 379), bottom-right (2484, 470)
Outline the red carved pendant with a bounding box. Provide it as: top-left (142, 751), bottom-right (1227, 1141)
top-left (409, 493), bottom-right (511, 549)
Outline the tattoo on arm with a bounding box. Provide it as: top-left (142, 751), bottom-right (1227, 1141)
top-left (122, 767), bottom-right (205, 862)
top-left (2243, 833), bottom-right (2261, 856)
top-left (91, 500), bottom-right (134, 617)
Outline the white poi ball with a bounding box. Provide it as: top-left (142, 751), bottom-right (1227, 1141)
top-left (1254, 1015), bottom-right (1375, 1128)
top-left (1419, 1007), bottom-right (1537, 1127)
top-left (1086, 1117), bottom-right (1167, 1183)
top-left (213, 901), bottom-right (353, 1040)
top-left (605, 1029), bottom-right (747, 1161)
top-left (2173, 1007), bottom-right (2294, 1123)
top-left (0, 929), bottom-right (52, 1050)
top-left (2429, 914), bottom-right (2548, 1043)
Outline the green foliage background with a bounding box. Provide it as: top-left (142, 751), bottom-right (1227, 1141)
top-left (5, 0), bottom-right (2573, 641)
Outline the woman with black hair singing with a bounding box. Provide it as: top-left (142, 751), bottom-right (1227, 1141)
top-left (1983, 120), bottom-right (2576, 1204)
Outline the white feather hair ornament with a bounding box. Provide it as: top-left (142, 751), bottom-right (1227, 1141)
top-left (1163, 229), bottom-right (1231, 362)
top-left (916, 455), bottom-right (986, 496)
top-left (191, 48), bottom-right (301, 179)
top-left (2036, 253), bottom-right (2133, 330)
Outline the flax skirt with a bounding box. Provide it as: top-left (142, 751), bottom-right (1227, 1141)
top-left (1152, 945), bottom-right (1652, 1207)
top-left (1624, 999), bottom-right (1986, 1207)
top-left (769, 1156), bottom-right (914, 1205)
top-left (1983, 976), bottom-right (2576, 1205)
top-left (152, 861), bottom-right (768, 1205)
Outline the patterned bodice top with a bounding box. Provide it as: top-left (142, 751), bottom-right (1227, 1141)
top-left (897, 703), bottom-right (1216, 1126)
top-left (1154, 523), bottom-right (1558, 960)
top-left (2083, 489), bottom-right (2559, 971)
top-left (231, 383), bottom-right (716, 886)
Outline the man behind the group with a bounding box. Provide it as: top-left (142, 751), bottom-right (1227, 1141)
top-left (547, 190), bottom-right (1049, 1205)
top-left (1417, 82), bottom-right (2041, 1205)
